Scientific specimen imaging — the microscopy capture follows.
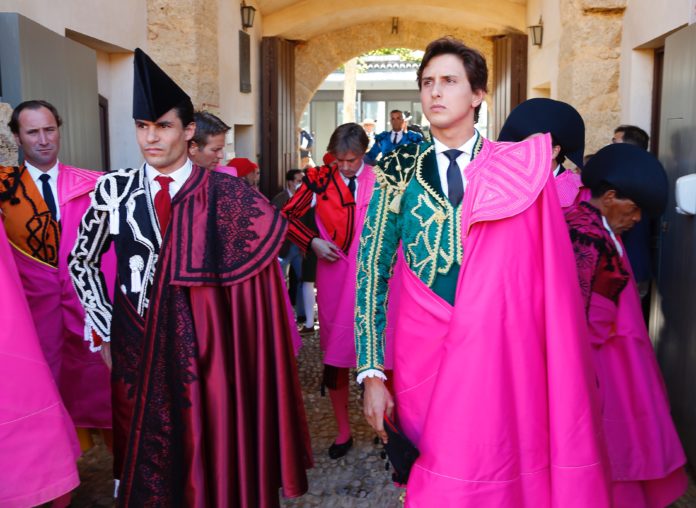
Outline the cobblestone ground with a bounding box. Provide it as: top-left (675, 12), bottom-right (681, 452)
top-left (72, 327), bottom-right (695, 507)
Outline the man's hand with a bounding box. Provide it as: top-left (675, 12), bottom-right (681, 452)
top-left (311, 237), bottom-right (341, 262)
top-left (363, 377), bottom-right (394, 443)
top-left (100, 342), bottom-right (112, 371)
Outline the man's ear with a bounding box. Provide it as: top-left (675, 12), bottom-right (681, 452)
top-left (551, 145), bottom-right (562, 161)
top-left (184, 122), bottom-right (196, 142)
top-left (13, 133), bottom-right (21, 148)
top-left (600, 189), bottom-right (617, 208)
top-left (472, 89), bottom-right (485, 107)
top-left (188, 140), bottom-right (199, 156)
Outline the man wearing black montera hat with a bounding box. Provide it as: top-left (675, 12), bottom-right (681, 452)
top-left (498, 97), bottom-right (586, 209)
top-left (565, 143), bottom-right (687, 508)
top-left (69, 48), bottom-right (311, 507)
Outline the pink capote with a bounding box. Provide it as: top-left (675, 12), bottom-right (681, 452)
top-left (216, 165), bottom-right (238, 177)
top-left (555, 170), bottom-right (583, 209)
top-left (315, 165), bottom-right (397, 369)
top-left (589, 257), bottom-right (686, 507)
top-left (0, 220), bottom-right (80, 508)
top-left (402, 135), bottom-right (611, 507)
top-left (11, 164), bottom-right (114, 428)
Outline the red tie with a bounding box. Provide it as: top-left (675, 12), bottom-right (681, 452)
top-left (154, 175), bottom-right (174, 232)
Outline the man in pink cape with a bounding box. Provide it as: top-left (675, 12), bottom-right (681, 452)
top-left (284, 124), bottom-right (399, 459)
top-left (0, 100), bottom-right (114, 448)
top-left (357, 37), bottom-right (611, 506)
top-left (0, 218), bottom-right (79, 507)
top-left (566, 143), bottom-right (687, 507)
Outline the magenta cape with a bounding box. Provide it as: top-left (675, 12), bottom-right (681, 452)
top-left (401, 135), bottom-right (611, 507)
top-left (555, 170), bottom-right (583, 209)
top-left (589, 263), bottom-right (686, 506)
top-left (0, 220), bottom-right (79, 507)
top-left (213, 166), bottom-right (301, 354)
top-left (315, 165), bottom-right (398, 369)
top-left (12, 164), bottom-right (114, 428)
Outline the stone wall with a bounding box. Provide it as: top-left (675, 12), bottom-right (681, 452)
top-left (558, 0), bottom-right (627, 153)
top-left (147, 0), bottom-right (220, 111)
top-left (0, 103), bottom-right (18, 167)
top-left (295, 20), bottom-right (497, 122)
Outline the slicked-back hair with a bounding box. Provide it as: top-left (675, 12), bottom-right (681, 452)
top-left (615, 125), bottom-right (649, 151)
top-left (192, 111), bottom-right (231, 146)
top-left (286, 169), bottom-right (303, 181)
top-left (327, 123), bottom-right (369, 156)
top-left (173, 99), bottom-right (195, 128)
top-left (417, 37), bottom-right (488, 122)
top-left (8, 100), bottom-right (63, 134)
top-left (390, 109), bottom-right (403, 116)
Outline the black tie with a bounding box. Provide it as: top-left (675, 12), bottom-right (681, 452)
top-left (392, 131), bottom-right (398, 144)
top-left (39, 173), bottom-right (58, 220)
top-left (443, 149), bottom-right (464, 207)
top-left (347, 176), bottom-right (356, 197)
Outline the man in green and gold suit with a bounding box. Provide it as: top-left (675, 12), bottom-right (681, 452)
top-left (355, 37), bottom-right (610, 506)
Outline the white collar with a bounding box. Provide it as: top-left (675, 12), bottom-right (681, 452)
top-left (25, 160), bottom-right (59, 181)
top-left (601, 215), bottom-right (624, 257)
top-left (553, 164), bottom-right (563, 178)
top-left (432, 131), bottom-right (478, 157)
top-left (340, 162), bottom-right (364, 181)
top-left (145, 159), bottom-right (193, 187)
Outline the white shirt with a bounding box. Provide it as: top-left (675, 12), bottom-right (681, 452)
top-left (26, 160), bottom-right (60, 221)
top-left (433, 132), bottom-right (478, 197)
top-left (390, 130), bottom-right (403, 144)
top-left (145, 159), bottom-right (193, 203)
top-left (553, 164), bottom-right (563, 178)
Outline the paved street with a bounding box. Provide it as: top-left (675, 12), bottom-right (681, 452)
top-left (71, 328), bottom-right (695, 507)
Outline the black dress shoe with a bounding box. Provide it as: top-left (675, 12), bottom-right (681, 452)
top-left (299, 325), bottom-right (314, 334)
top-left (328, 437), bottom-right (353, 459)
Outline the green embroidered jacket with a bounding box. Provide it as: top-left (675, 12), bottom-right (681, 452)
top-left (355, 137), bottom-right (482, 375)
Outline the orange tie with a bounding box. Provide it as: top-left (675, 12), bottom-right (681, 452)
top-left (154, 175), bottom-right (174, 232)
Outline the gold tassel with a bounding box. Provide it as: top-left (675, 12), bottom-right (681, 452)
top-left (389, 193), bottom-right (402, 214)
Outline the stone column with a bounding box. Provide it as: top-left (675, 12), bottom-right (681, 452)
top-left (558, 0), bottom-right (627, 153)
top-left (0, 103), bottom-right (18, 166)
top-left (147, 0), bottom-right (220, 110)
top-left (342, 57), bottom-right (358, 123)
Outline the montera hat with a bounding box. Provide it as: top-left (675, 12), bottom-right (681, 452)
top-left (133, 48), bottom-right (191, 121)
top-left (581, 143), bottom-right (668, 217)
top-left (498, 98), bottom-right (585, 169)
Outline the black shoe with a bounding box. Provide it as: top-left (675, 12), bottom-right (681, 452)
top-left (299, 325), bottom-right (315, 334)
top-left (328, 437), bottom-right (353, 459)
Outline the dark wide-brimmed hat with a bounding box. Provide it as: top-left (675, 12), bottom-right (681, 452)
top-left (581, 143), bottom-right (668, 217)
top-left (498, 98), bottom-right (585, 169)
top-left (133, 48), bottom-right (191, 121)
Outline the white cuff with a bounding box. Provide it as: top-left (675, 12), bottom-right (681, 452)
top-left (356, 369), bottom-right (387, 384)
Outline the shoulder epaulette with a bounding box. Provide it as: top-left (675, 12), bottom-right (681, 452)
top-left (302, 165), bottom-right (332, 194)
top-left (374, 142), bottom-right (432, 213)
top-left (0, 166), bottom-right (22, 204)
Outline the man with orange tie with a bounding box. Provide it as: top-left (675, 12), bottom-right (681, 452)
top-left (69, 48), bottom-right (311, 507)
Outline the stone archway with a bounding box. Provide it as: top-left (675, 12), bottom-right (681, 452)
top-left (294, 20), bottom-right (499, 121)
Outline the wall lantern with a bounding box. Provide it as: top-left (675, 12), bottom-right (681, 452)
top-left (528, 16), bottom-right (543, 47)
top-left (391, 17), bottom-right (399, 35)
top-left (241, 1), bottom-right (256, 30)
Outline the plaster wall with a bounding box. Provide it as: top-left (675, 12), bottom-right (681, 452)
top-left (0, 0), bottom-right (146, 50)
top-left (619, 0), bottom-right (691, 134)
top-left (527, 0), bottom-right (561, 97)
top-left (217, 0), bottom-right (263, 160)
